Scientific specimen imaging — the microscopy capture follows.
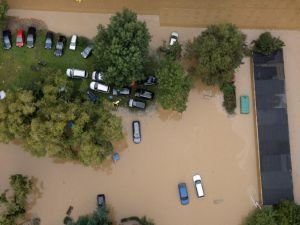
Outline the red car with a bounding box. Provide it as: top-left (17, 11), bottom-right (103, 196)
top-left (16, 29), bottom-right (25, 47)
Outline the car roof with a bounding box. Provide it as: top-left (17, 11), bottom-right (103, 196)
top-left (193, 174), bottom-right (202, 182)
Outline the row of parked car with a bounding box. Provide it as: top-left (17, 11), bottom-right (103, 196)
top-left (2, 27), bottom-right (93, 58)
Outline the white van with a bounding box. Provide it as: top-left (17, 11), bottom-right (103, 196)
top-left (69, 34), bottom-right (77, 50)
top-left (193, 174), bottom-right (205, 198)
top-left (66, 68), bottom-right (88, 79)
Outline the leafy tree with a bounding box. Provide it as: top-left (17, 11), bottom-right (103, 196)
top-left (186, 23), bottom-right (246, 86)
top-left (244, 207), bottom-right (277, 225)
top-left (275, 200), bottom-right (300, 225)
top-left (71, 207), bottom-right (111, 225)
top-left (253, 32), bottom-right (285, 55)
top-left (0, 0), bottom-right (8, 30)
top-left (158, 41), bottom-right (182, 61)
top-left (121, 216), bottom-right (155, 225)
top-left (220, 82), bottom-right (236, 114)
top-left (156, 59), bottom-right (192, 112)
top-left (93, 8), bottom-right (151, 87)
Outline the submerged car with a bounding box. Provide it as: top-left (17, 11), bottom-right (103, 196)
top-left (178, 183), bottom-right (189, 205)
top-left (87, 90), bottom-right (97, 104)
top-left (132, 121), bottom-right (141, 144)
top-left (26, 26), bottom-right (36, 48)
top-left (134, 89), bottom-right (154, 100)
top-left (128, 99), bottom-right (146, 110)
top-left (193, 174), bottom-right (205, 198)
top-left (16, 29), bottom-right (25, 47)
top-left (54, 35), bottom-right (66, 57)
top-left (142, 75), bottom-right (157, 86)
top-left (112, 87), bottom-right (131, 96)
top-left (169, 31), bottom-right (179, 46)
top-left (2, 30), bottom-right (12, 49)
top-left (91, 71), bottom-right (103, 81)
top-left (44, 31), bottom-right (53, 49)
top-left (90, 81), bottom-right (110, 93)
top-left (97, 194), bottom-right (106, 208)
top-left (81, 46), bottom-right (93, 58)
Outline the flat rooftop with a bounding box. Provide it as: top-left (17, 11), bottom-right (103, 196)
top-left (253, 50), bottom-right (294, 205)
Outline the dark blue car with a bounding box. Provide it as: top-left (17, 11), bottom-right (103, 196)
top-left (178, 183), bottom-right (189, 205)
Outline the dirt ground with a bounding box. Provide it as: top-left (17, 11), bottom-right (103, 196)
top-left (6, 0), bottom-right (300, 29)
top-left (1, 9), bottom-right (299, 225)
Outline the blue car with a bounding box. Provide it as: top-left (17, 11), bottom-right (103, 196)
top-left (178, 183), bottom-right (189, 205)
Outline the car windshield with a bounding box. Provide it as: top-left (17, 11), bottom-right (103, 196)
top-left (4, 37), bottom-right (10, 44)
top-left (16, 36), bottom-right (22, 42)
top-left (46, 39), bottom-right (52, 44)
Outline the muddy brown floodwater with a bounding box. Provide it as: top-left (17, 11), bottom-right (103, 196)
top-left (1, 9), bottom-right (300, 225)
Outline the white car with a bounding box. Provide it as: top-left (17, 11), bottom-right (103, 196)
top-left (66, 69), bottom-right (88, 79)
top-left (169, 32), bottom-right (179, 46)
top-left (91, 71), bottom-right (103, 81)
top-left (69, 34), bottom-right (77, 50)
top-left (0, 90), bottom-right (6, 100)
top-left (89, 81), bottom-right (110, 93)
top-left (193, 174), bottom-right (205, 198)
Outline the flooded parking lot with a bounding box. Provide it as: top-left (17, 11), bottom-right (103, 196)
top-left (2, 9), bottom-right (300, 225)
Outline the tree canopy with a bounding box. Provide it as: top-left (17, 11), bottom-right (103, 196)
top-left (186, 23), bottom-right (246, 86)
top-left (0, 71), bottom-right (123, 166)
top-left (0, 0), bottom-right (8, 30)
top-left (93, 8), bottom-right (151, 87)
top-left (156, 59), bottom-right (192, 113)
top-left (253, 32), bottom-right (285, 55)
top-left (70, 207), bottom-right (111, 225)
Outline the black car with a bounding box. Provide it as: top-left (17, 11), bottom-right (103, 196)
top-left (132, 121), bottom-right (141, 144)
top-left (54, 35), bottom-right (66, 57)
top-left (2, 30), bottom-right (12, 49)
top-left (26, 27), bottom-right (36, 48)
top-left (142, 75), bottom-right (157, 86)
top-left (81, 46), bottom-right (93, 59)
top-left (87, 90), bottom-right (97, 104)
top-left (128, 98), bottom-right (146, 109)
top-left (45, 31), bottom-right (53, 49)
top-left (97, 194), bottom-right (106, 208)
top-left (134, 89), bottom-right (154, 100)
top-left (112, 87), bottom-right (131, 96)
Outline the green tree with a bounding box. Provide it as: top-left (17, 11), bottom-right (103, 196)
top-left (158, 41), bottom-right (182, 61)
top-left (121, 216), bottom-right (155, 225)
top-left (244, 207), bottom-right (277, 225)
top-left (275, 200), bottom-right (300, 225)
top-left (72, 207), bottom-right (111, 225)
top-left (220, 82), bottom-right (236, 114)
top-left (186, 23), bottom-right (246, 86)
top-left (93, 8), bottom-right (151, 87)
top-left (0, 0), bottom-right (8, 30)
top-left (253, 32), bottom-right (285, 55)
top-left (156, 59), bottom-right (192, 112)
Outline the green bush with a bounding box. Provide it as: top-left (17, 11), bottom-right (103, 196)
top-left (253, 32), bottom-right (285, 55)
top-left (221, 82), bottom-right (236, 114)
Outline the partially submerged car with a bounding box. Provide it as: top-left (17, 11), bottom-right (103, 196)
top-left (66, 69), bottom-right (88, 79)
top-left (87, 90), bottom-right (97, 104)
top-left (142, 75), bottom-right (157, 86)
top-left (132, 121), bottom-right (141, 144)
top-left (112, 87), bottom-right (131, 96)
top-left (134, 89), bottom-right (154, 100)
top-left (97, 194), bottom-right (106, 208)
top-left (16, 29), bottom-right (25, 47)
top-left (128, 99), bottom-right (146, 110)
top-left (54, 35), bottom-right (66, 57)
top-left (26, 26), bottom-right (36, 48)
top-left (44, 31), bottom-right (53, 49)
top-left (2, 30), bottom-right (12, 49)
top-left (192, 174), bottom-right (205, 198)
top-left (81, 46), bottom-right (93, 58)
top-left (169, 32), bottom-right (179, 46)
top-left (178, 183), bottom-right (189, 205)
top-left (90, 81), bottom-right (110, 93)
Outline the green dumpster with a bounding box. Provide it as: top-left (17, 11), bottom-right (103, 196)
top-left (240, 95), bottom-right (249, 114)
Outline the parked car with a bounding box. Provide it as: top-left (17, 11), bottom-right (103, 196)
top-left (128, 99), bottom-right (146, 109)
top-left (90, 81), bottom-right (110, 93)
top-left (69, 34), bottom-right (77, 50)
top-left (134, 89), bottom-right (154, 100)
top-left (66, 68), bottom-right (88, 79)
top-left (193, 174), bottom-right (205, 198)
top-left (112, 87), bottom-right (131, 96)
top-left (44, 31), bottom-right (53, 49)
top-left (16, 29), bottom-right (25, 47)
top-left (2, 30), bottom-right (12, 49)
top-left (81, 46), bottom-right (93, 58)
top-left (54, 35), bottom-right (66, 57)
top-left (91, 71), bottom-right (103, 81)
top-left (97, 194), bottom-right (106, 208)
top-left (169, 31), bottom-right (179, 46)
top-left (26, 26), bottom-right (36, 48)
top-left (0, 90), bottom-right (6, 100)
top-left (178, 183), bottom-right (189, 205)
top-left (87, 90), bottom-right (97, 104)
top-left (132, 121), bottom-right (141, 144)
top-left (142, 75), bottom-right (157, 86)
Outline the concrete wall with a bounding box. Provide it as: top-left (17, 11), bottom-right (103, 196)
top-left (7, 0), bottom-right (300, 29)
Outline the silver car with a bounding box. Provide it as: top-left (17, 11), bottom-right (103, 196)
top-left (132, 121), bottom-right (141, 144)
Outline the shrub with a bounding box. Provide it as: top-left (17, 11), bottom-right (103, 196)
top-left (253, 32), bottom-right (285, 55)
top-left (221, 82), bottom-right (236, 114)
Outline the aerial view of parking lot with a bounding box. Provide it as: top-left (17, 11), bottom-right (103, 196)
top-left (1, 1), bottom-right (300, 225)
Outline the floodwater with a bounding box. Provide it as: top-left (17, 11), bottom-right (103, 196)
top-left (4, 9), bottom-right (300, 225)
